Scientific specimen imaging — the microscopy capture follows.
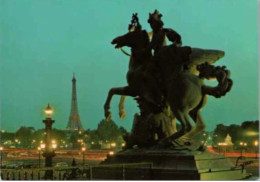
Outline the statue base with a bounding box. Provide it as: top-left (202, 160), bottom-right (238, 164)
top-left (100, 149), bottom-right (250, 180)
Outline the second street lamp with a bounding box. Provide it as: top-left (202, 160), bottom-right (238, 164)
top-left (82, 147), bottom-right (86, 165)
top-left (37, 147), bottom-right (41, 168)
top-left (0, 146), bottom-right (3, 168)
top-left (254, 140), bottom-right (258, 159)
top-left (239, 142), bottom-right (244, 157)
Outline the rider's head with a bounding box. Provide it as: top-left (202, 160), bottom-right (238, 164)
top-left (148, 10), bottom-right (164, 31)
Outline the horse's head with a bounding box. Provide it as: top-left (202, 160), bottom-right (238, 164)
top-left (111, 30), bottom-right (149, 50)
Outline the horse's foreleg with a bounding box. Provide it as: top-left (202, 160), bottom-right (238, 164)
top-left (158, 109), bottom-right (187, 146)
top-left (104, 86), bottom-right (134, 120)
top-left (119, 96), bottom-right (126, 119)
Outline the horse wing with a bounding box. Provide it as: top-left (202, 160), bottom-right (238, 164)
top-left (188, 48), bottom-right (225, 66)
top-left (187, 48), bottom-right (225, 74)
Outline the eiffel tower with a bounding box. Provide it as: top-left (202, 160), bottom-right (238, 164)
top-left (66, 74), bottom-right (84, 131)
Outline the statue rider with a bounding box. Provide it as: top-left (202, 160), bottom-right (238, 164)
top-left (147, 10), bottom-right (184, 107)
top-left (148, 10), bottom-right (182, 55)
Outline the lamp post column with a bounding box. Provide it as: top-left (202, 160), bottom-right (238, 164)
top-left (42, 104), bottom-right (56, 180)
top-left (239, 142), bottom-right (243, 158)
top-left (254, 141), bottom-right (258, 159)
top-left (0, 147), bottom-right (3, 168)
top-left (37, 147), bottom-right (41, 168)
top-left (82, 147), bottom-right (86, 165)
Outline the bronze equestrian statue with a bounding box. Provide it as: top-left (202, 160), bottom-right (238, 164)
top-left (104, 12), bottom-right (232, 149)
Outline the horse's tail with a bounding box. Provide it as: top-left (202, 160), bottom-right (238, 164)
top-left (200, 63), bottom-right (233, 98)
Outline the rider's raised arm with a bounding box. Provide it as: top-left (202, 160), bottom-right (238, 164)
top-left (164, 28), bottom-right (182, 47)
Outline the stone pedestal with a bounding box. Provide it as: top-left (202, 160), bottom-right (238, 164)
top-left (101, 149), bottom-right (249, 180)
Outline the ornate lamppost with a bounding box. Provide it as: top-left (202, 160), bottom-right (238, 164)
top-left (0, 146), bottom-right (3, 168)
top-left (81, 147), bottom-right (86, 165)
top-left (239, 142), bottom-right (244, 157)
top-left (243, 142), bottom-right (247, 157)
top-left (37, 147), bottom-right (41, 167)
top-left (254, 140), bottom-right (258, 159)
top-left (42, 104), bottom-right (56, 179)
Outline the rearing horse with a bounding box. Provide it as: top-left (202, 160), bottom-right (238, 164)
top-left (104, 29), bottom-right (163, 120)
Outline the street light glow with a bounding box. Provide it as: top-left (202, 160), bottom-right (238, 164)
top-left (245, 131), bottom-right (259, 136)
top-left (40, 144), bottom-right (46, 149)
top-left (52, 143), bottom-right (57, 149)
top-left (108, 151), bottom-right (114, 155)
top-left (0, 147), bottom-right (3, 151)
top-left (44, 104), bottom-right (53, 117)
top-left (82, 147), bottom-right (86, 152)
top-left (218, 142), bottom-right (227, 146)
top-left (254, 141), bottom-right (258, 146)
top-left (111, 143), bottom-right (116, 147)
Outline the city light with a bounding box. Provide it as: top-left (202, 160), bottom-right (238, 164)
top-left (77, 139), bottom-right (84, 143)
top-left (110, 143), bottom-right (116, 147)
top-left (108, 151), bottom-right (115, 156)
top-left (44, 104), bottom-right (54, 118)
top-left (245, 131), bottom-right (259, 136)
top-left (40, 143), bottom-right (46, 149)
top-left (52, 143), bottom-right (57, 149)
top-left (217, 142), bottom-right (227, 146)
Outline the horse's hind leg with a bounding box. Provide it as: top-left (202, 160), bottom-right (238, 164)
top-left (179, 95), bottom-right (207, 140)
top-left (180, 111), bottom-right (206, 140)
top-left (159, 109), bottom-right (187, 146)
top-left (104, 86), bottom-right (135, 120)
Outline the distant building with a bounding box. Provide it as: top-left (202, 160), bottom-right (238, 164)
top-left (225, 133), bottom-right (234, 152)
top-left (225, 134), bottom-right (233, 146)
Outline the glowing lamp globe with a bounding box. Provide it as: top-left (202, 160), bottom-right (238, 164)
top-left (45, 104), bottom-right (53, 118)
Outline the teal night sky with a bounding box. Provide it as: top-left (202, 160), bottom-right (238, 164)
top-left (0, 0), bottom-right (258, 132)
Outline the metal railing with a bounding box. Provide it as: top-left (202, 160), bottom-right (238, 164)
top-left (0, 162), bottom-right (153, 180)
